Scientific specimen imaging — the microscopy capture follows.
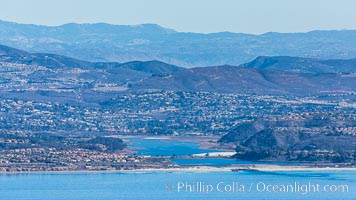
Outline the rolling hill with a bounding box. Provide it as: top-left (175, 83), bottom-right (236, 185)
top-left (1, 44), bottom-right (355, 97)
top-left (218, 118), bottom-right (356, 162)
top-left (132, 65), bottom-right (355, 95)
top-left (242, 56), bottom-right (356, 73)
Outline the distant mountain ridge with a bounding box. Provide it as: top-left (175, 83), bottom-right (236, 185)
top-left (2, 20), bottom-right (356, 67)
top-left (133, 65), bottom-right (355, 95)
top-left (0, 44), bottom-right (184, 95)
top-left (1, 44), bottom-right (355, 96)
top-left (243, 56), bottom-right (356, 73)
top-left (0, 44), bottom-right (183, 72)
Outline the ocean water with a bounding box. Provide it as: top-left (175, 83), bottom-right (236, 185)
top-left (0, 170), bottom-right (354, 200)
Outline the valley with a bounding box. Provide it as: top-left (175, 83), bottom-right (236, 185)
top-left (0, 44), bottom-right (355, 172)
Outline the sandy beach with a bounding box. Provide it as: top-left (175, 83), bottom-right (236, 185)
top-left (1, 164), bottom-right (355, 175)
top-left (119, 164), bottom-right (356, 173)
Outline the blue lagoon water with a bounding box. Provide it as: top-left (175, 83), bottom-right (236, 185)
top-left (0, 170), bottom-right (355, 200)
top-left (125, 137), bottom-right (223, 156)
top-left (126, 137), bottom-right (306, 167)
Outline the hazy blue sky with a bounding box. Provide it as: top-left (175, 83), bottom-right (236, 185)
top-left (1, 0), bottom-right (356, 34)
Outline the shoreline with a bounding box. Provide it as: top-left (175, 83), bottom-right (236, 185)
top-left (1, 164), bottom-right (355, 175)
